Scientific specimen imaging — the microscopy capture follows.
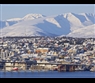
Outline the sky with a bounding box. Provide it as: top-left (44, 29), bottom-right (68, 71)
top-left (0, 4), bottom-right (95, 21)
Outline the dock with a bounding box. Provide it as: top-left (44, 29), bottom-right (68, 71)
top-left (0, 62), bottom-right (91, 72)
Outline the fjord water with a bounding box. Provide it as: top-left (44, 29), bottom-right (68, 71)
top-left (0, 71), bottom-right (95, 78)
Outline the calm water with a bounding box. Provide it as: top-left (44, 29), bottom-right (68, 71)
top-left (0, 71), bottom-right (95, 78)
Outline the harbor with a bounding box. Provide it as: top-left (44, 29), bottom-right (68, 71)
top-left (0, 62), bottom-right (94, 72)
top-left (0, 71), bottom-right (95, 78)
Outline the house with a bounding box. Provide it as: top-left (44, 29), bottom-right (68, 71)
top-left (35, 48), bottom-right (49, 54)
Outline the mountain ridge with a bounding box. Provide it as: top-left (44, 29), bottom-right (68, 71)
top-left (0, 13), bottom-right (95, 38)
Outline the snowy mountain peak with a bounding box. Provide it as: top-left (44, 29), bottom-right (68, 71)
top-left (22, 13), bottom-right (46, 21)
top-left (6, 14), bottom-right (46, 22)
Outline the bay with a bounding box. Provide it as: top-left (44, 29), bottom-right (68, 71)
top-left (0, 71), bottom-right (95, 78)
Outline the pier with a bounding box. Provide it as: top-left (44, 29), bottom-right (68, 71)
top-left (57, 64), bottom-right (86, 72)
top-left (0, 62), bottom-right (90, 72)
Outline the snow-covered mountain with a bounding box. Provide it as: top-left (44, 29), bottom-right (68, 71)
top-left (0, 14), bottom-right (46, 28)
top-left (0, 13), bottom-right (95, 37)
top-left (0, 20), bottom-right (18, 28)
top-left (67, 24), bottom-right (95, 38)
top-left (6, 13), bottom-right (46, 22)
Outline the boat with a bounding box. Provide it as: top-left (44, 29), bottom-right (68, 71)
top-left (11, 67), bottom-right (18, 71)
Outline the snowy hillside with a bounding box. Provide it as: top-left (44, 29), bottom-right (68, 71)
top-left (0, 21), bottom-right (18, 28)
top-left (67, 24), bottom-right (95, 38)
top-left (0, 14), bottom-right (46, 28)
top-left (6, 18), bottom-right (21, 22)
top-left (0, 13), bottom-right (95, 37)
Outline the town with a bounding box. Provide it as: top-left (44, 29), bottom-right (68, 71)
top-left (0, 36), bottom-right (95, 72)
